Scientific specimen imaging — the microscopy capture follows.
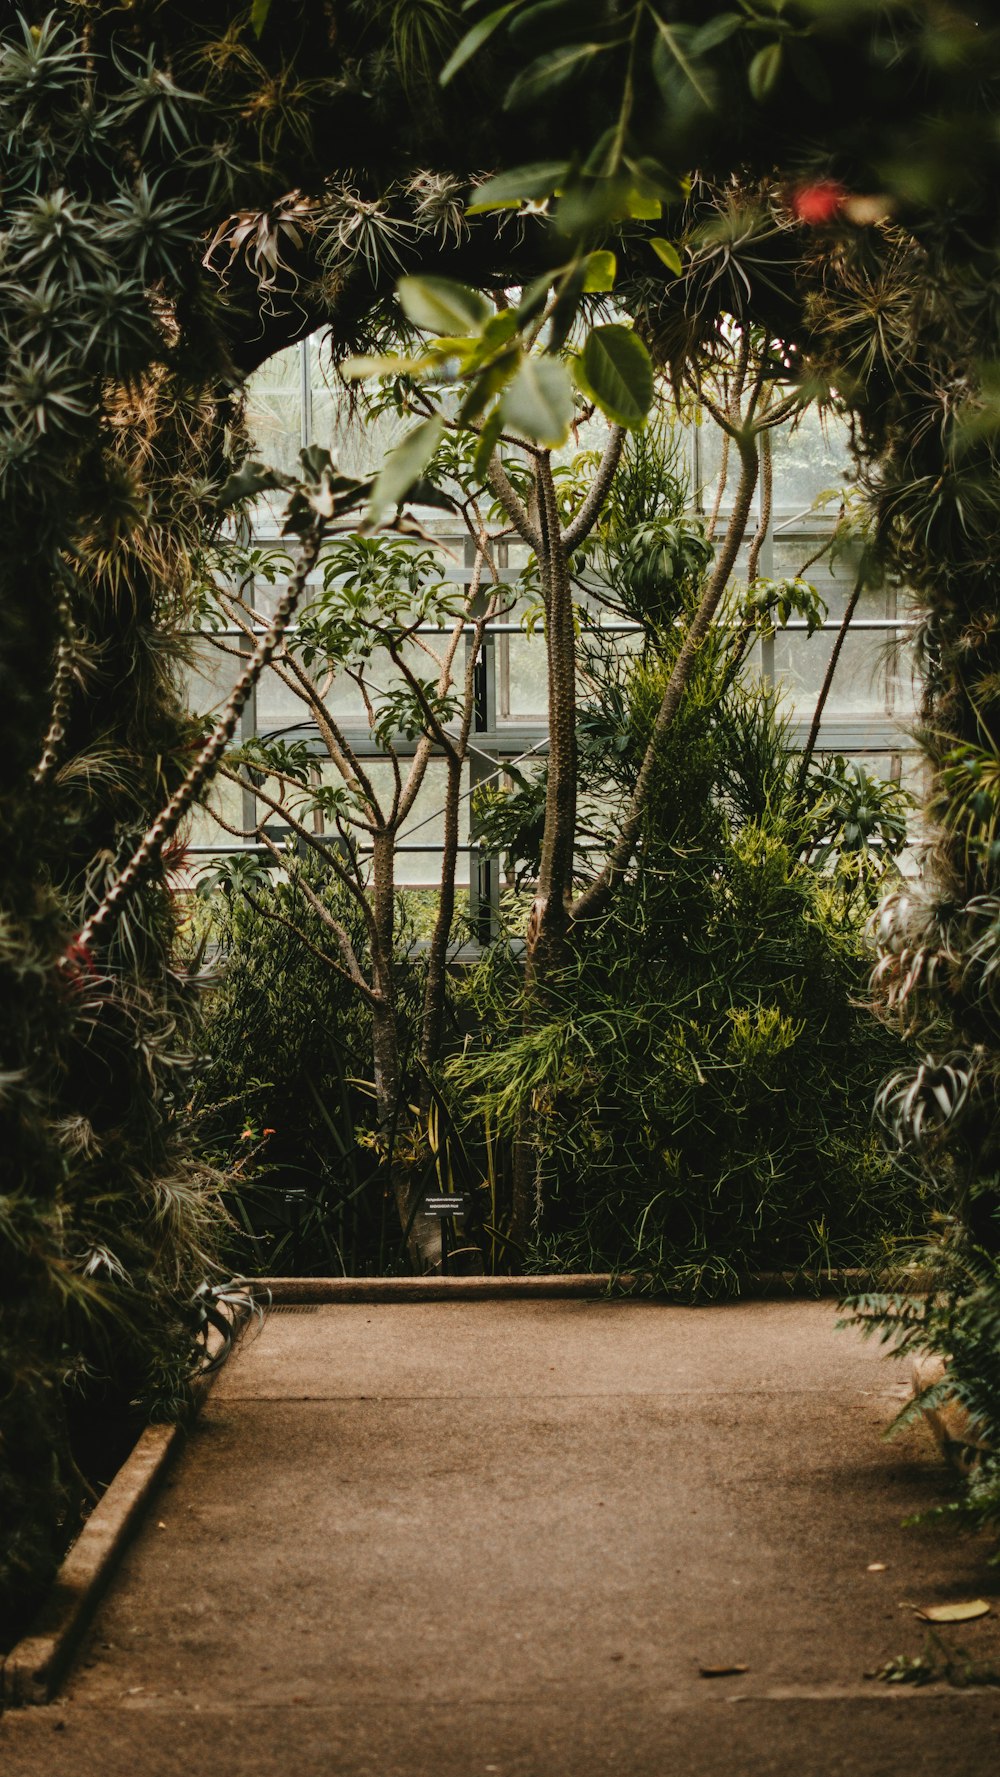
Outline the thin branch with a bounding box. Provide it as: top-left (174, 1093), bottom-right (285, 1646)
top-left (279, 646), bottom-right (381, 815)
top-left (256, 830), bottom-right (378, 1005)
top-left (218, 763), bottom-right (377, 940)
top-left (746, 422), bottom-right (772, 583)
top-left (704, 428), bottom-right (730, 544)
top-left (394, 583), bottom-right (476, 828)
top-left (562, 424), bottom-right (626, 553)
top-left (797, 553), bottom-right (869, 790)
top-left (73, 519), bottom-right (327, 955)
top-left (242, 886), bottom-right (375, 1005)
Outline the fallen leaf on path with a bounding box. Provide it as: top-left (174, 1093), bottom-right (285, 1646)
top-left (699, 1664), bottom-right (749, 1678)
top-left (867, 1562), bottom-right (887, 1572)
top-left (913, 1600), bottom-right (991, 1623)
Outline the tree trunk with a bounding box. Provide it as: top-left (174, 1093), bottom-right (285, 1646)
top-left (369, 831), bottom-right (440, 1271)
top-left (525, 452), bottom-right (578, 993)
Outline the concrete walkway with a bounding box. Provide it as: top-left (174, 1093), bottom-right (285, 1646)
top-left (3, 1298), bottom-right (1000, 1775)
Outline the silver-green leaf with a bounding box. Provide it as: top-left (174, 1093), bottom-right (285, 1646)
top-left (501, 355), bottom-right (575, 448)
top-left (366, 416), bottom-right (444, 526)
top-left (397, 276), bottom-right (491, 337)
top-left (466, 162), bottom-right (569, 214)
top-left (439, 4), bottom-right (519, 85)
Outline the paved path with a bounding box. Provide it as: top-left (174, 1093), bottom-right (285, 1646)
top-left (3, 1299), bottom-right (1000, 1775)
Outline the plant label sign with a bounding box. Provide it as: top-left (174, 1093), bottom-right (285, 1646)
top-left (423, 1194), bottom-right (471, 1218)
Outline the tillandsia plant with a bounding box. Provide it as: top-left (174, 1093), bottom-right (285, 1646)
top-left (0, 10), bottom-right (257, 1634)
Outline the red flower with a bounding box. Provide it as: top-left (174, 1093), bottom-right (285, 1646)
top-left (791, 180), bottom-right (845, 226)
top-left (64, 937), bottom-right (96, 975)
top-left (58, 936), bottom-right (103, 997)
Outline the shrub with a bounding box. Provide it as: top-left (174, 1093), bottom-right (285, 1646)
top-left (189, 858), bottom-right (427, 1276)
top-left (455, 648), bottom-right (922, 1295)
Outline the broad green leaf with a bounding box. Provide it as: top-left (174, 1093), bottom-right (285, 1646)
top-left (582, 249), bottom-right (617, 293)
top-left (397, 276), bottom-right (491, 337)
top-left (626, 190), bottom-right (663, 220)
top-left (341, 352), bottom-right (433, 380)
top-left (366, 415), bottom-right (444, 526)
top-left (555, 177), bottom-right (661, 237)
top-left (505, 42), bottom-right (606, 111)
top-left (440, 4), bottom-right (518, 84)
top-left (748, 41), bottom-right (783, 101)
top-left (501, 355), bottom-right (575, 448)
top-left (690, 12), bottom-right (742, 54)
top-left (250, 0), bottom-right (272, 37)
top-left (457, 350), bottom-right (519, 425)
top-left (217, 459), bottom-right (284, 508)
top-left (480, 309), bottom-right (521, 349)
top-left (649, 237), bottom-right (682, 276)
top-left (548, 262), bottom-right (587, 355)
top-left (467, 162), bottom-right (569, 213)
top-left (583, 123), bottom-right (624, 181)
top-left (473, 408), bottom-right (504, 484)
top-left (578, 325), bottom-right (654, 429)
top-left (515, 272), bottom-right (555, 326)
top-left (397, 478), bottom-right (459, 515)
top-left (650, 19), bottom-right (714, 109)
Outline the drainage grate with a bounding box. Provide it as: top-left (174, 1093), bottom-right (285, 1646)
top-left (268, 1303), bottom-right (320, 1314)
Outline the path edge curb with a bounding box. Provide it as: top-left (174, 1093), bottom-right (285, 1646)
top-left (254, 1268), bottom-right (911, 1304)
top-left (0, 1337), bottom-right (232, 1712)
top-left (0, 1420), bottom-right (184, 1707)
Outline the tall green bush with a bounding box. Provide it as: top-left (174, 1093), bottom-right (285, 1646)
top-left (190, 860), bottom-right (423, 1277)
top-left (457, 614), bottom-right (918, 1294)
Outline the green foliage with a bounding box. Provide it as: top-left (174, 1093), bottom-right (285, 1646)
top-left (576, 323), bottom-right (654, 428)
top-left (0, 8), bottom-right (257, 1633)
top-left (345, 271), bottom-right (656, 447)
top-left (845, 1224), bottom-right (1000, 1547)
top-left (1, 0), bottom-right (999, 1616)
top-left (189, 864), bottom-right (407, 1276)
top-left (188, 859), bottom-right (479, 1276)
top-left (456, 654), bottom-right (919, 1297)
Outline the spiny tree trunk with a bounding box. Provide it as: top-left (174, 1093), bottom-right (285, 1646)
top-left (526, 451), bottom-right (578, 991)
top-left (73, 520), bottom-right (327, 957)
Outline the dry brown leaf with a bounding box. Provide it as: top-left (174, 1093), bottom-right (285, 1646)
top-left (914, 1600), bottom-right (991, 1624)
